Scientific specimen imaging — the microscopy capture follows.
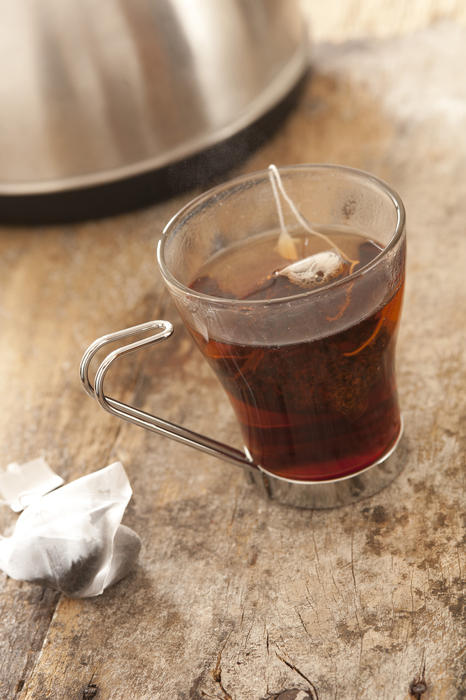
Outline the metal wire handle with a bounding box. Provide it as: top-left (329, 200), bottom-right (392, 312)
top-left (79, 320), bottom-right (257, 472)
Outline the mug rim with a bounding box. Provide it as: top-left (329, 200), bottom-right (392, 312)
top-left (157, 163), bottom-right (406, 306)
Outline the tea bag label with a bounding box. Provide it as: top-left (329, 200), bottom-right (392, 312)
top-left (0, 457), bottom-right (64, 512)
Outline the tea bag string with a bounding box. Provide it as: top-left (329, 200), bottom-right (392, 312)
top-left (268, 164), bottom-right (358, 269)
top-left (268, 165), bottom-right (298, 260)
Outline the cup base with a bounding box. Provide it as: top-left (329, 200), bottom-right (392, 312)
top-left (246, 419), bottom-right (405, 509)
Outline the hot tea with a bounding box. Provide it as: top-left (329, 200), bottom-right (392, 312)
top-left (81, 164), bottom-right (407, 505)
top-left (189, 228), bottom-right (404, 481)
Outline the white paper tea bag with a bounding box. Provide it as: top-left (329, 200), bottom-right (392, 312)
top-left (0, 462), bottom-right (140, 598)
top-left (277, 250), bottom-right (349, 288)
top-left (268, 164), bottom-right (357, 285)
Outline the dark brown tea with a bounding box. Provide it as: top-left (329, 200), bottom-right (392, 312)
top-left (189, 229), bottom-right (404, 481)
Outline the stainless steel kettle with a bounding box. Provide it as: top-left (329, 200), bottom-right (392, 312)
top-left (1, 0), bottom-right (308, 195)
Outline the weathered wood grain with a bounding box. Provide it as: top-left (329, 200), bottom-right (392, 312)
top-left (0, 202), bottom-right (185, 698)
top-left (0, 23), bottom-right (465, 700)
top-left (301, 0), bottom-right (466, 40)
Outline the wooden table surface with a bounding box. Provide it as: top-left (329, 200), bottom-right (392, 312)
top-left (1, 15), bottom-right (465, 700)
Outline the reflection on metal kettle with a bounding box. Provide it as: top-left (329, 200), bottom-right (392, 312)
top-left (1, 0), bottom-right (308, 195)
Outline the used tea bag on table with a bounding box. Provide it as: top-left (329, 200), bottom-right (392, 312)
top-left (0, 462), bottom-right (140, 598)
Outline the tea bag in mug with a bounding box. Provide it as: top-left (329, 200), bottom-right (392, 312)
top-left (268, 164), bottom-right (357, 286)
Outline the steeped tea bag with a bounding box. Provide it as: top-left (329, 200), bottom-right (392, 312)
top-left (0, 462), bottom-right (140, 598)
top-left (268, 164), bottom-right (358, 284)
top-left (277, 251), bottom-right (350, 289)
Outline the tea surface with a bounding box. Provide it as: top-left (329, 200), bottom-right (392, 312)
top-left (191, 228), bottom-right (382, 302)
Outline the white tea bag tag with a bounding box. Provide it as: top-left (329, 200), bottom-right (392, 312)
top-left (0, 458), bottom-right (64, 512)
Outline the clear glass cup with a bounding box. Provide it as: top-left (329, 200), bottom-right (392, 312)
top-left (81, 164), bottom-right (406, 508)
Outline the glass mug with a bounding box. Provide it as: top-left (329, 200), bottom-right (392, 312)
top-left (81, 165), bottom-right (406, 508)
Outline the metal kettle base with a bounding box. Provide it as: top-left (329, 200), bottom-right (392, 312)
top-left (0, 77), bottom-right (306, 225)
